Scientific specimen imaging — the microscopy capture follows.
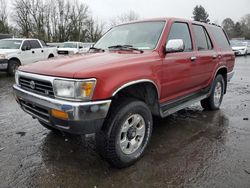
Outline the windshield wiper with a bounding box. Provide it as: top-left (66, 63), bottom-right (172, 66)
top-left (108, 45), bottom-right (144, 53)
top-left (89, 47), bottom-right (105, 52)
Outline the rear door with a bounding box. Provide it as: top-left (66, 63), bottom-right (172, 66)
top-left (161, 22), bottom-right (197, 101)
top-left (190, 24), bottom-right (218, 88)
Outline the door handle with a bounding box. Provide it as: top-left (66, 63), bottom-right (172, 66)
top-left (41, 50), bottom-right (44, 53)
top-left (32, 51), bottom-right (35, 54)
top-left (191, 56), bottom-right (197, 62)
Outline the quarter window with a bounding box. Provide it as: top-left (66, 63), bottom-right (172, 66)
top-left (209, 26), bottom-right (230, 49)
top-left (167, 22), bottom-right (193, 51)
top-left (192, 25), bottom-right (213, 51)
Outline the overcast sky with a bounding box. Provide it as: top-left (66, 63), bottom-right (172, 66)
top-left (84, 0), bottom-right (250, 24)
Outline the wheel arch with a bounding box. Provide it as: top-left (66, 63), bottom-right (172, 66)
top-left (214, 66), bottom-right (228, 94)
top-left (111, 79), bottom-right (160, 116)
top-left (48, 53), bottom-right (54, 58)
top-left (8, 57), bottom-right (21, 65)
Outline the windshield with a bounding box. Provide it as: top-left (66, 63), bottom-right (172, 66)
top-left (95, 21), bottom-right (166, 50)
top-left (0, 40), bottom-right (22, 49)
top-left (60, 42), bottom-right (78, 48)
top-left (231, 41), bottom-right (247, 47)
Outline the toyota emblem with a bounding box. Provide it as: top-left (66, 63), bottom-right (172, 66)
top-left (30, 81), bottom-right (35, 89)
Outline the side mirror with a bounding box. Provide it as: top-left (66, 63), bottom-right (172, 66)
top-left (165, 39), bottom-right (185, 53)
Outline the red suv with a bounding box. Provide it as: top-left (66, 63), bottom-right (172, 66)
top-left (13, 18), bottom-right (235, 168)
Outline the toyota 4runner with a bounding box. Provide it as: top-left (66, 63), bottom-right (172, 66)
top-left (13, 18), bottom-right (235, 168)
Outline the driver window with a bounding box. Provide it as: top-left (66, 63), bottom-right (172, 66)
top-left (22, 41), bottom-right (31, 50)
top-left (167, 22), bottom-right (193, 52)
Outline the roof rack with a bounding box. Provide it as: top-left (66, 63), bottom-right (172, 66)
top-left (208, 22), bottom-right (221, 28)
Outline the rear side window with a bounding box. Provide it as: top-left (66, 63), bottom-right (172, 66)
top-left (209, 26), bottom-right (230, 49)
top-left (192, 25), bottom-right (213, 51)
top-left (29, 40), bottom-right (41, 49)
top-left (167, 22), bottom-right (193, 51)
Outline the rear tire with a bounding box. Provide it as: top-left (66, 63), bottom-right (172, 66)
top-left (96, 98), bottom-right (153, 168)
top-left (201, 74), bottom-right (225, 110)
top-left (7, 59), bottom-right (20, 76)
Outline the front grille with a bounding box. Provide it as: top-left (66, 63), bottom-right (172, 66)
top-left (58, 50), bottom-right (69, 55)
top-left (19, 76), bottom-right (54, 97)
top-left (19, 99), bottom-right (50, 123)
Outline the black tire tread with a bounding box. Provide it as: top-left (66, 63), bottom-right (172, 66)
top-left (201, 74), bottom-right (225, 111)
top-left (96, 97), bottom-right (152, 168)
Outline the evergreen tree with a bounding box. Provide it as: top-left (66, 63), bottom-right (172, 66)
top-left (192, 5), bottom-right (210, 23)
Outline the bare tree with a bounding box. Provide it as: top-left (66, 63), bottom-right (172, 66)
top-left (0, 0), bottom-right (9, 33)
top-left (110, 10), bottom-right (140, 27)
top-left (13, 0), bottom-right (32, 37)
top-left (241, 14), bottom-right (250, 39)
top-left (85, 17), bottom-right (104, 42)
top-left (12, 0), bottom-right (102, 42)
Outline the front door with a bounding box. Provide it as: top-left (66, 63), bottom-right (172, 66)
top-left (161, 22), bottom-right (197, 102)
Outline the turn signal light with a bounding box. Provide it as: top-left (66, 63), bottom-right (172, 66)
top-left (51, 109), bottom-right (69, 120)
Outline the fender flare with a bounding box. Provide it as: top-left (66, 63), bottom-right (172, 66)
top-left (112, 79), bottom-right (160, 99)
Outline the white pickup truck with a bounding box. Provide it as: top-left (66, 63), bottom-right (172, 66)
top-left (57, 42), bottom-right (92, 55)
top-left (0, 38), bottom-right (57, 75)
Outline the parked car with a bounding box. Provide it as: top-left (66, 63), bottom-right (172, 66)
top-left (0, 34), bottom-right (13, 40)
top-left (57, 42), bottom-right (89, 55)
top-left (0, 38), bottom-right (57, 75)
top-left (13, 18), bottom-right (235, 168)
top-left (231, 40), bottom-right (250, 56)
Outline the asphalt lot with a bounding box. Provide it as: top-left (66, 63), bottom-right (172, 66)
top-left (0, 56), bottom-right (250, 188)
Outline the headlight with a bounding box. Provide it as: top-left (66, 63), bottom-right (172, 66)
top-left (0, 54), bottom-right (6, 59)
top-left (53, 79), bottom-right (96, 101)
top-left (15, 70), bottom-right (20, 86)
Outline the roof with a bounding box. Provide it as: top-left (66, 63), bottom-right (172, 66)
top-left (116, 17), bottom-right (221, 28)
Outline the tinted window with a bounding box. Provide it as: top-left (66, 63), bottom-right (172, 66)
top-left (193, 25), bottom-right (213, 51)
top-left (29, 40), bottom-right (41, 49)
top-left (209, 26), bottom-right (230, 49)
top-left (167, 22), bottom-right (192, 51)
top-left (22, 41), bottom-right (31, 49)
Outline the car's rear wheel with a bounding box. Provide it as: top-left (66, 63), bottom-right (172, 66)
top-left (96, 98), bottom-right (153, 168)
top-left (201, 74), bottom-right (225, 110)
top-left (7, 59), bottom-right (20, 76)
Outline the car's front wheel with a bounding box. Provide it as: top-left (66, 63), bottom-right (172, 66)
top-left (201, 74), bottom-right (225, 110)
top-left (96, 98), bottom-right (153, 168)
top-left (7, 59), bottom-right (20, 76)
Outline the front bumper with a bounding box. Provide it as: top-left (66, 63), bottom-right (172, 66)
top-left (13, 85), bottom-right (111, 134)
top-left (0, 59), bottom-right (8, 70)
top-left (233, 49), bottom-right (246, 55)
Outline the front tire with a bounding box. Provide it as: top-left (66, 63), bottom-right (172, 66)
top-left (7, 59), bottom-right (20, 76)
top-left (96, 98), bottom-right (153, 168)
top-left (201, 74), bottom-right (225, 110)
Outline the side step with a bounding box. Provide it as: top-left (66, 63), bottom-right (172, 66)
top-left (160, 89), bottom-right (210, 118)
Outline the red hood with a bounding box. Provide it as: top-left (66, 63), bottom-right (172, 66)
top-left (19, 51), bottom-right (157, 78)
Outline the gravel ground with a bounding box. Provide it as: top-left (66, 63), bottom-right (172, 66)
top-left (0, 56), bottom-right (250, 188)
